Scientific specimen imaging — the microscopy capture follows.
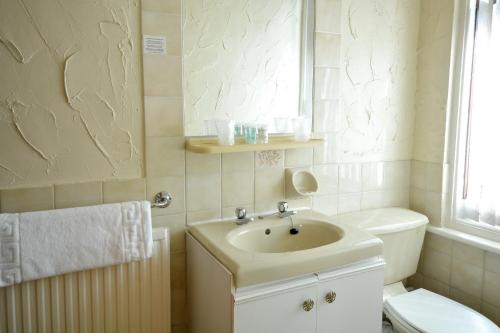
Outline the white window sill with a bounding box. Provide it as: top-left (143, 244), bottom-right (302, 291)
top-left (427, 225), bottom-right (500, 255)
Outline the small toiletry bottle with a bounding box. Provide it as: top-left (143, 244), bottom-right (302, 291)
top-left (234, 123), bottom-right (244, 137)
top-left (243, 123), bottom-right (257, 144)
top-left (257, 124), bottom-right (269, 144)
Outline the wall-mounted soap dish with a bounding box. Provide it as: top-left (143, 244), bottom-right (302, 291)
top-left (285, 169), bottom-right (319, 198)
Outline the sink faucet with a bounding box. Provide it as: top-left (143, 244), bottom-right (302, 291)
top-left (258, 201), bottom-right (298, 220)
top-left (234, 208), bottom-right (254, 225)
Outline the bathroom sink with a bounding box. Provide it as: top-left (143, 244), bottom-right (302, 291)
top-left (227, 219), bottom-right (343, 253)
top-left (188, 210), bottom-right (383, 288)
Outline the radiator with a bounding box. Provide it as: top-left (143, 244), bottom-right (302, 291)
top-left (0, 229), bottom-right (170, 333)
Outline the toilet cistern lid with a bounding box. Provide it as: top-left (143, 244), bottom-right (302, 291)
top-left (384, 289), bottom-right (499, 333)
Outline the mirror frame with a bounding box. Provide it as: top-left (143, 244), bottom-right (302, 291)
top-left (298, 0), bottom-right (314, 133)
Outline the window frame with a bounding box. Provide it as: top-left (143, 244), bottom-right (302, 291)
top-left (445, 0), bottom-right (500, 242)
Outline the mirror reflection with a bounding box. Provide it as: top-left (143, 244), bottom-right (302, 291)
top-left (182, 0), bottom-right (307, 136)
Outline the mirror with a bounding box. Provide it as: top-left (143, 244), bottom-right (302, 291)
top-left (182, 0), bottom-right (314, 137)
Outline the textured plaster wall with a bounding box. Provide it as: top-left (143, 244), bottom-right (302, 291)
top-left (330, 0), bottom-right (419, 163)
top-left (182, 0), bottom-right (302, 135)
top-left (0, 0), bottom-right (144, 189)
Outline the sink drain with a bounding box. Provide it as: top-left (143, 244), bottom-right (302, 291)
top-left (265, 228), bottom-right (271, 235)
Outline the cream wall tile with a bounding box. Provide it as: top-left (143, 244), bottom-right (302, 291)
top-left (285, 148), bottom-right (313, 168)
top-left (145, 97), bottom-right (183, 137)
top-left (382, 189), bottom-right (410, 208)
top-left (338, 193), bottom-right (361, 214)
top-left (485, 252), bottom-right (500, 275)
top-left (146, 137), bottom-right (185, 178)
top-left (315, 0), bottom-right (341, 33)
top-left (255, 150), bottom-right (284, 169)
top-left (314, 33), bottom-right (341, 68)
top-left (407, 272), bottom-right (423, 289)
top-left (185, 153), bottom-right (221, 213)
top-left (186, 152), bottom-right (220, 175)
top-left (384, 161), bottom-right (411, 189)
top-left (142, 0), bottom-right (181, 13)
top-left (313, 164), bottom-right (339, 195)
top-left (483, 271), bottom-right (500, 307)
top-left (410, 160), bottom-right (427, 189)
top-left (314, 68), bottom-right (340, 100)
top-left (362, 162), bottom-right (384, 191)
top-left (152, 214), bottom-right (185, 252)
top-left (424, 191), bottom-right (444, 225)
top-left (143, 55), bottom-right (182, 97)
top-left (186, 209), bottom-right (221, 225)
top-left (423, 277), bottom-right (450, 297)
top-left (254, 169), bottom-right (284, 205)
top-left (312, 194), bottom-right (338, 216)
top-left (186, 174), bottom-right (221, 212)
top-left (287, 197), bottom-right (313, 210)
top-left (222, 170), bottom-right (253, 208)
top-left (142, 11), bottom-right (181, 56)
top-left (422, 247), bottom-right (451, 284)
top-left (339, 163), bottom-right (362, 193)
top-left (424, 233), bottom-right (453, 255)
top-left (103, 179), bottom-right (146, 203)
top-left (409, 187), bottom-right (426, 213)
top-left (313, 100), bottom-right (341, 133)
top-left (256, 201), bottom-right (289, 215)
top-left (452, 241), bottom-right (484, 268)
top-left (426, 162), bottom-right (443, 193)
top-left (55, 182), bottom-right (102, 209)
top-left (147, 176), bottom-right (185, 216)
top-left (450, 259), bottom-right (483, 297)
top-left (360, 191), bottom-right (383, 210)
top-left (450, 288), bottom-right (481, 311)
top-left (0, 186), bottom-right (54, 213)
top-left (313, 133), bottom-right (340, 164)
top-left (222, 152), bottom-right (254, 173)
top-left (361, 189), bottom-right (409, 210)
top-left (481, 302), bottom-right (500, 326)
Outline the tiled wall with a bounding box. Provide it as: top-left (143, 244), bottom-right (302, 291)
top-left (408, 233), bottom-right (500, 326)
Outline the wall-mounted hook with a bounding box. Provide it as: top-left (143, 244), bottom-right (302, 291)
top-left (151, 191), bottom-right (173, 208)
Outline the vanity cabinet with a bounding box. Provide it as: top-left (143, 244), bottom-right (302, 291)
top-left (187, 234), bottom-right (384, 333)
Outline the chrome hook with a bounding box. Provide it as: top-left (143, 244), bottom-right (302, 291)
top-left (151, 191), bottom-right (173, 209)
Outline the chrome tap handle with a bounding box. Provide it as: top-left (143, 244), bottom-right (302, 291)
top-left (235, 208), bottom-right (247, 219)
top-left (277, 201), bottom-right (289, 213)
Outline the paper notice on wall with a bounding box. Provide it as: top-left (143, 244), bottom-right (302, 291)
top-left (143, 35), bottom-right (167, 55)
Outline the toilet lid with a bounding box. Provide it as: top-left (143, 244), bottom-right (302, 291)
top-left (385, 289), bottom-right (499, 333)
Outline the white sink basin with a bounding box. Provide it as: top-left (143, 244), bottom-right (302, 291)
top-left (227, 219), bottom-right (343, 253)
top-left (188, 210), bottom-right (382, 288)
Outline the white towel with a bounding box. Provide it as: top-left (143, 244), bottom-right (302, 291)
top-left (0, 201), bottom-right (152, 287)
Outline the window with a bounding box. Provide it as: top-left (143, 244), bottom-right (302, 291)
top-left (449, 0), bottom-right (500, 240)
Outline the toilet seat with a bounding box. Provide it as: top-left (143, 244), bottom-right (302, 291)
top-left (384, 288), bottom-right (499, 333)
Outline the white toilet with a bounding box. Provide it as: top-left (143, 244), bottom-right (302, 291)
top-left (335, 208), bottom-right (499, 333)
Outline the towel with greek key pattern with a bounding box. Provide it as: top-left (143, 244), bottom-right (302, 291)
top-left (0, 201), bottom-right (152, 287)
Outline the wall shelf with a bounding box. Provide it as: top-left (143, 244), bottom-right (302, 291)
top-left (185, 136), bottom-right (324, 154)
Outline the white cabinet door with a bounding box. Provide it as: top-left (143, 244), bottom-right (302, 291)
top-left (234, 285), bottom-right (317, 333)
top-left (316, 266), bottom-right (384, 333)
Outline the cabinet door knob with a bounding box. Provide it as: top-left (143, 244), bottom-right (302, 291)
top-left (325, 291), bottom-right (336, 303)
top-left (302, 299), bottom-right (315, 312)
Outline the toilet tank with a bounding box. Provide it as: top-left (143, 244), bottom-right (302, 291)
top-left (334, 208), bottom-right (429, 285)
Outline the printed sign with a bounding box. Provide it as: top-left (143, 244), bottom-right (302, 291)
top-left (143, 35), bottom-right (167, 55)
